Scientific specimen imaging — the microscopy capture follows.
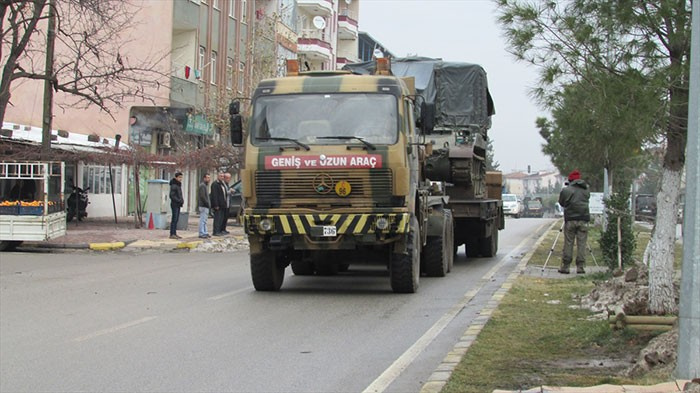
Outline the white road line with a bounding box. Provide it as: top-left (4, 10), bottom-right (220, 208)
top-left (72, 316), bottom-right (158, 343)
top-left (207, 286), bottom-right (253, 300)
top-left (362, 235), bottom-right (532, 393)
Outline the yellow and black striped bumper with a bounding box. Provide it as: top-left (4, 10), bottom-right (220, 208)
top-left (244, 213), bottom-right (409, 236)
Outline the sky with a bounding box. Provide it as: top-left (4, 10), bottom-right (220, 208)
top-left (358, 0), bottom-right (554, 174)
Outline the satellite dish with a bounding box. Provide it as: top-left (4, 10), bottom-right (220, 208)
top-left (312, 16), bottom-right (326, 29)
top-left (373, 48), bottom-right (384, 59)
top-left (345, 0), bottom-right (352, 3)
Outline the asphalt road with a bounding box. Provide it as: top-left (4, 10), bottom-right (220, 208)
top-left (0, 218), bottom-right (553, 393)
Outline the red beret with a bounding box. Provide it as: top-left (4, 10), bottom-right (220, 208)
top-left (568, 170), bottom-right (581, 181)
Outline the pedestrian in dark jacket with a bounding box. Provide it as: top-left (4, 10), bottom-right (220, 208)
top-left (558, 170), bottom-right (590, 274)
top-left (210, 172), bottom-right (228, 236)
top-left (169, 172), bottom-right (184, 239)
top-left (198, 173), bottom-right (211, 238)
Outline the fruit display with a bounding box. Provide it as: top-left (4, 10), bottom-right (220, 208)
top-left (0, 200), bottom-right (61, 214)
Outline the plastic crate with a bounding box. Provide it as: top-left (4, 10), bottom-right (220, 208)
top-left (0, 205), bottom-right (19, 215)
top-left (19, 206), bottom-right (44, 215)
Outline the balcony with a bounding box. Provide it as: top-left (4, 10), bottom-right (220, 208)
top-left (297, 0), bottom-right (333, 16)
top-left (337, 14), bottom-right (358, 40)
top-left (298, 29), bottom-right (332, 60)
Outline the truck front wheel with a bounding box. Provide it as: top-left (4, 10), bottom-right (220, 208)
top-left (390, 216), bottom-right (420, 293)
top-left (250, 250), bottom-right (285, 291)
top-left (0, 241), bottom-right (22, 251)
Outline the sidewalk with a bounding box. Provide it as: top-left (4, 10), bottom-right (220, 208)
top-left (23, 214), bottom-right (246, 251)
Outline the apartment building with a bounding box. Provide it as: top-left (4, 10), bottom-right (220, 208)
top-left (294, 0), bottom-right (360, 71)
top-left (4, 0), bottom-right (254, 218)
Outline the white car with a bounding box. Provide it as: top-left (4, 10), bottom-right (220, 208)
top-left (502, 194), bottom-right (523, 218)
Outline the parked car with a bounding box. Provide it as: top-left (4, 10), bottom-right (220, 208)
top-left (502, 194), bottom-right (523, 218)
top-left (635, 194), bottom-right (656, 222)
top-left (228, 180), bottom-right (243, 225)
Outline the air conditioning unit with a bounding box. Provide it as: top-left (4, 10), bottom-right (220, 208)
top-left (158, 132), bottom-right (171, 148)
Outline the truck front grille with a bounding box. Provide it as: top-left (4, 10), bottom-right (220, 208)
top-left (255, 169), bottom-right (393, 206)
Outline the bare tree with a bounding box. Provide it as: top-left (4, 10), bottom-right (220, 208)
top-left (0, 0), bottom-right (167, 123)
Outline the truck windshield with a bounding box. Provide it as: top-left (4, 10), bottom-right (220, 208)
top-left (251, 93), bottom-right (398, 146)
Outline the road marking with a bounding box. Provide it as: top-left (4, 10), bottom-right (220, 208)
top-left (72, 316), bottom-right (157, 342)
top-left (207, 286), bottom-right (253, 300)
top-left (362, 234), bottom-right (533, 393)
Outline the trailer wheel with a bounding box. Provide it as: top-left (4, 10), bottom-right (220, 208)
top-left (0, 241), bottom-right (22, 252)
top-left (422, 212), bottom-right (449, 277)
top-left (391, 216), bottom-right (420, 293)
top-left (291, 260), bottom-right (315, 276)
top-left (479, 225), bottom-right (499, 258)
top-left (250, 250), bottom-right (285, 291)
top-left (465, 237), bottom-right (479, 258)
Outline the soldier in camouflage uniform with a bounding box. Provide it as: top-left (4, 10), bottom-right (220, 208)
top-left (558, 170), bottom-right (590, 274)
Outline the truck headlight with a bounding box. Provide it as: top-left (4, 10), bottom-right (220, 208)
top-left (259, 218), bottom-right (273, 232)
top-left (375, 217), bottom-right (389, 230)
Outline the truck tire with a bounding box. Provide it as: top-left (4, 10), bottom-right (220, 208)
top-left (423, 212), bottom-right (449, 277)
top-left (391, 216), bottom-right (420, 293)
top-left (0, 241), bottom-right (22, 251)
top-left (445, 210), bottom-right (454, 272)
top-left (479, 225), bottom-right (499, 258)
top-left (291, 260), bottom-right (315, 276)
top-left (250, 250), bottom-right (285, 291)
top-left (465, 237), bottom-right (479, 258)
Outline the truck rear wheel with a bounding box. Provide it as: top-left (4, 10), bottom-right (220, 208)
top-left (479, 225), bottom-right (499, 257)
top-left (391, 216), bottom-right (420, 293)
top-left (465, 237), bottom-right (479, 258)
top-left (423, 212), bottom-right (449, 277)
top-left (445, 210), bottom-right (454, 272)
top-left (250, 250), bottom-right (285, 291)
top-left (291, 260), bottom-right (315, 276)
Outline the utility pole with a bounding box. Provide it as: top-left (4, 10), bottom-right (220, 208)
top-left (41, 0), bottom-right (56, 155)
top-left (675, 0), bottom-right (700, 379)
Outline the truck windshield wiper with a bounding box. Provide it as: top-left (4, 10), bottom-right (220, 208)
top-left (317, 136), bottom-right (376, 150)
top-left (257, 137), bottom-right (310, 151)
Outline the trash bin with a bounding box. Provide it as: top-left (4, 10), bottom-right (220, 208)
top-left (176, 212), bottom-right (188, 230)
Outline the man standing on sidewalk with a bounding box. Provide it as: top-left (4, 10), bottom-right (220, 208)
top-left (210, 172), bottom-right (228, 236)
top-left (198, 174), bottom-right (211, 239)
top-left (223, 172), bottom-right (233, 233)
top-left (169, 172), bottom-right (184, 239)
top-left (558, 170), bottom-right (591, 274)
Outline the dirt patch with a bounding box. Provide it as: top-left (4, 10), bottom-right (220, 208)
top-left (579, 262), bottom-right (680, 378)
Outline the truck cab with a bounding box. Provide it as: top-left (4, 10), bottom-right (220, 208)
top-left (233, 59), bottom-right (453, 293)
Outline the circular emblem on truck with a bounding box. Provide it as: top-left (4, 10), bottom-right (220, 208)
top-left (313, 173), bottom-right (333, 194)
top-left (335, 180), bottom-right (351, 197)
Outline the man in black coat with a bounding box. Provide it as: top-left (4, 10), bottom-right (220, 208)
top-left (169, 172), bottom-right (184, 239)
top-left (210, 172), bottom-right (228, 236)
top-left (558, 169), bottom-right (591, 274)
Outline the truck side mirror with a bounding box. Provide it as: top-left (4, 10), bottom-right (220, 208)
top-left (230, 115), bottom-right (243, 145)
top-left (419, 102), bottom-right (435, 134)
top-left (229, 101), bottom-right (243, 145)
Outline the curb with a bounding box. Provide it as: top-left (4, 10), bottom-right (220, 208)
top-left (420, 220), bottom-right (558, 393)
top-left (88, 242), bottom-right (126, 251)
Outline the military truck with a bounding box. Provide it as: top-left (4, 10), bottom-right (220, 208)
top-left (345, 57), bottom-right (504, 258)
top-left (230, 59), bottom-right (454, 293)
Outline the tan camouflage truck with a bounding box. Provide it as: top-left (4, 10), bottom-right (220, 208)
top-left (229, 59), bottom-right (453, 293)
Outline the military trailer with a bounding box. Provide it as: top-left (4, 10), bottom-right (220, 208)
top-left (345, 57), bottom-right (504, 258)
top-left (230, 59), bottom-right (454, 293)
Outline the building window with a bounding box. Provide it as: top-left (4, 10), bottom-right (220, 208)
top-left (227, 57), bottom-right (234, 90)
top-left (82, 165), bottom-right (122, 195)
top-left (242, 0), bottom-right (247, 22)
top-left (213, 0), bottom-right (219, 9)
top-left (198, 46), bottom-right (206, 78)
top-left (228, 0), bottom-right (234, 17)
top-left (238, 62), bottom-right (245, 93)
top-left (211, 51), bottom-right (217, 85)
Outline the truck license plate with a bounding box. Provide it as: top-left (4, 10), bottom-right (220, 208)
top-left (322, 226), bottom-right (337, 237)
